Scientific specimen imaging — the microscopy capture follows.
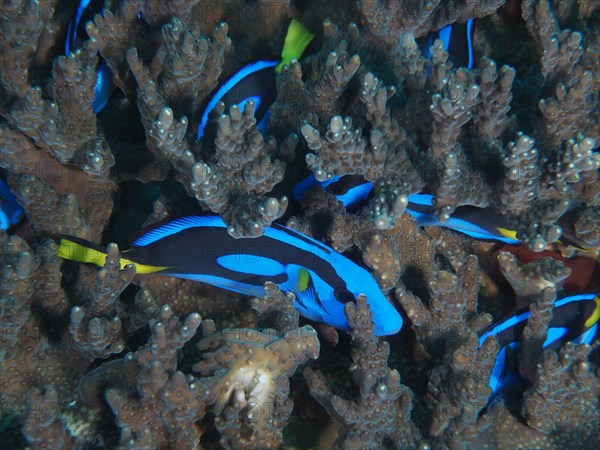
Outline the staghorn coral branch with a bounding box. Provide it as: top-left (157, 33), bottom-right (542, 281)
top-left (192, 102), bottom-right (288, 237)
top-left (22, 386), bottom-right (68, 449)
top-left (69, 243), bottom-right (135, 359)
top-left (286, 186), bottom-right (361, 252)
top-left (102, 305), bottom-right (205, 449)
top-left (249, 281), bottom-right (299, 332)
top-left (391, 32), bottom-right (428, 91)
top-left (154, 18), bottom-right (229, 117)
top-left (497, 251), bottom-right (571, 307)
top-left (497, 132), bottom-right (540, 216)
top-left (0, 0), bottom-right (52, 101)
top-left (522, 343), bottom-right (600, 434)
top-left (86, 0), bottom-right (144, 95)
top-left (142, 0), bottom-right (202, 27)
top-left (542, 134), bottom-right (600, 198)
top-left (473, 57), bottom-right (515, 140)
top-left (397, 255), bottom-right (492, 350)
top-left (302, 72), bottom-right (422, 230)
top-left (358, 0), bottom-right (503, 43)
top-left (6, 38), bottom-right (99, 165)
top-left (359, 212), bottom-right (435, 293)
top-left (304, 295), bottom-right (422, 449)
top-left (270, 20), bottom-right (361, 130)
top-left (427, 332), bottom-right (499, 448)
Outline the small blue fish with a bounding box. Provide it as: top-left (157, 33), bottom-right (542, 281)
top-left (0, 169), bottom-right (24, 232)
top-left (479, 292), bottom-right (600, 396)
top-left (66, 0), bottom-right (113, 114)
top-left (294, 174), bottom-right (520, 244)
top-left (197, 19), bottom-right (314, 139)
top-left (420, 19), bottom-right (475, 69)
top-left (57, 214), bottom-right (403, 335)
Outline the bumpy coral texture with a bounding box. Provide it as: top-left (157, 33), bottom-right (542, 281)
top-left (1, 0), bottom-right (599, 449)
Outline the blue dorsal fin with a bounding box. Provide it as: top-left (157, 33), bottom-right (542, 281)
top-left (131, 215), bottom-right (226, 247)
top-left (554, 292), bottom-right (597, 307)
top-left (478, 310), bottom-right (531, 347)
top-left (267, 223), bottom-right (332, 257)
top-left (131, 213), bottom-right (334, 260)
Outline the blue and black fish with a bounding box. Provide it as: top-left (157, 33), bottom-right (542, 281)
top-left (57, 214), bottom-right (403, 335)
top-left (293, 174), bottom-right (520, 244)
top-left (197, 19), bottom-right (315, 139)
top-left (197, 17), bottom-right (473, 141)
top-left (66, 0), bottom-right (113, 114)
top-left (0, 169), bottom-right (24, 232)
top-left (479, 292), bottom-right (600, 396)
top-left (420, 19), bottom-right (476, 69)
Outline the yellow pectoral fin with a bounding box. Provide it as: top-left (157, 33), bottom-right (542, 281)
top-left (58, 239), bottom-right (168, 274)
top-left (298, 267), bottom-right (310, 292)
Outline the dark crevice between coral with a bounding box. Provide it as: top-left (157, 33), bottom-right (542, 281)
top-left (29, 299), bottom-right (69, 344)
top-left (103, 179), bottom-right (196, 247)
top-left (0, 413), bottom-right (27, 450)
top-left (400, 266), bottom-right (430, 306)
top-left (198, 413), bottom-right (223, 448)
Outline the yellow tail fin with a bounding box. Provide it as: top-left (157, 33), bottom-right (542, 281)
top-left (584, 294), bottom-right (600, 329)
top-left (496, 227), bottom-right (518, 240)
top-left (57, 238), bottom-right (167, 274)
top-left (276, 19), bottom-right (315, 73)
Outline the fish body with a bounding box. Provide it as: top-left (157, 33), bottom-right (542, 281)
top-left (420, 19), bottom-right (475, 69)
top-left (479, 292), bottom-right (600, 395)
top-left (197, 60), bottom-right (279, 139)
top-left (294, 174), bottom-right (519, 244)
top-left (406, 193), bottom-right (520, 244)
top-left (197, 19), bottom-right (314, 139)
top-left (66, 0), bottom-right (113, 113)
top-left (58, 214), bottom-right (403, 335)
top-left (0, 170), bottom-right (24, 232)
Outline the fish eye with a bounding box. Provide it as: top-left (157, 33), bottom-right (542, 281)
top-left (334, 288), bottom-right (356, 304)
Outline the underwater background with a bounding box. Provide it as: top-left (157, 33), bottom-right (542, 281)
top-left (1, 0), bottom-right (599, 448)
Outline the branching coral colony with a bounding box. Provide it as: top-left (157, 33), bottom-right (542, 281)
top-left (1, 0), bottom-right (599, 449)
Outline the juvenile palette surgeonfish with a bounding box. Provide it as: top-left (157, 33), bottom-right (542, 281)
top-left (66, 0), bottom-right (113, 114)
top-left (293, 174), bottom-right (520, 244)
top-left (57, 214), bottom-right (403, 335)
top-left (197, 19), bottom-right (314, 139)
top-left (478, 292), bottom-right (600, 397)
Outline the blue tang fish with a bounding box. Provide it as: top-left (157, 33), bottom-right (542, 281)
top-left (479, 292), bottom-right (600, 397)
top-left (293, 174), bottom-right (520, 244)
top-left (57, 214), bottom-right (403, 335)
top-left (196, 17), bottom-right (472, 140)
top-left (197, 19), bottom-right (314, 139)
top-left (66, 0), bottom-right (113, 114)
top-left (420, 19), bottom-right (475, 69)
top-left (0, 169), bottom-right (25, 232)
